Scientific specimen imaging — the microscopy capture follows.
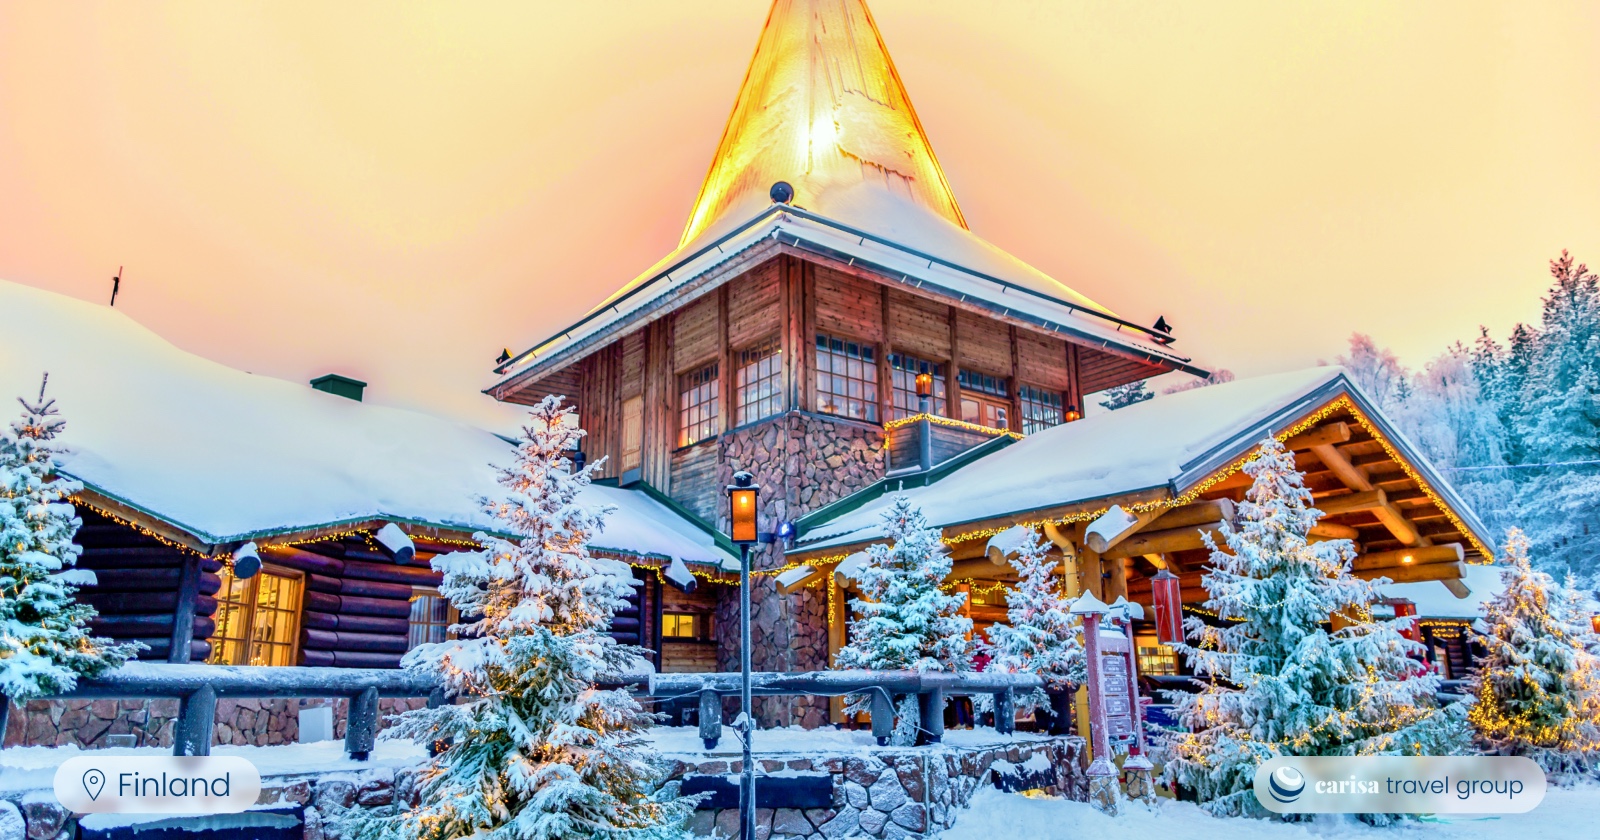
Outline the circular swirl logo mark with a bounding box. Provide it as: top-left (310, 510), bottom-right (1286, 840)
top-left (1269, 766), bottom-right (1306, 803)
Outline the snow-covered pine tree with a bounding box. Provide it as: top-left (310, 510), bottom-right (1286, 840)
top-left (983, 530), bottom-right (1083, 713)
top-left (1467, 528), bottom-right (1600, 775)
top-left (0, 376), bottom-right (138, 701)
top-left (338, 396), bottom-right (695, 840)
top-left (1165, 436), bottom-right (1467, 821)
top-left (1096, 381), bottom-right (1153, 411)
top-left (835, 496), bottom-right (973, 745)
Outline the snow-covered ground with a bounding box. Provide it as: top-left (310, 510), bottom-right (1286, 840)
top-left (0, 739), bottom-right (427, 796)
top-left (940, 784), bottom-right (1600, 840)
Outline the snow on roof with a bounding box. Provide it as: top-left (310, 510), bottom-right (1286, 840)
top-left (1379, 563), bottom-right (1505, 619)
top-left (795, 366), bottom-right (1485, 553)
top-left (491, 1), bottom-right (1198, 391)
top-left (0, 279), bottom-right (731, 567)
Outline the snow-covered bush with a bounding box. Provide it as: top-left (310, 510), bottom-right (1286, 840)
top-left (835, 495), bottom-right (973, 745)
top-left (337, 396), bottom-right (696, 840)
top-left (1468, 528), bottom-right (1600, 775)
top-left (0, 377), bottom-right (138, 699)
top-left (1164, 437), bottom-right (1468, 821)
top-left (983, 529), bottom-right (1083, 713)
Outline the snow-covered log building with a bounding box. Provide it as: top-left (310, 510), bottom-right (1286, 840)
top-left (485, 0), bottom-right (1497, 725)
top-left (0, 278), bottom-right (734, 747)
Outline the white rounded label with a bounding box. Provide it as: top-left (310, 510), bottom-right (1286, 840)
top-left (1254, 756), bottom-right (1545, 814)
top-left (53, 756), bottom-right (261, 814)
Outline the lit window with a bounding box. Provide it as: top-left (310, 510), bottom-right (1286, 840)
top-left (663, 613), bottom-right (700, 639)
top-left (958, 369), bottom-right (1010, 430)
top-left (1019, 385), bottom-right (1065, 434)
top-left (814, 334), bottom-right (878, 422)
top-left (735, 338), bottom-right (783, 426)
top-left (889, 354), bottom-right (947, 419)
top-left (408, 590), bottom-right (455, 649)
top-left (678, 363), bottom-right (720, 447)
top-left (208, 566), bottom-right (303, 667)
top-left (1135, 637), bottom-right (1177, 676)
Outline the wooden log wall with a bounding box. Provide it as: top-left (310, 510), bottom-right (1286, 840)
top-left (265, 536), bottom-right (440, 669)
top-left (75, 508), bottom-right (218, 663)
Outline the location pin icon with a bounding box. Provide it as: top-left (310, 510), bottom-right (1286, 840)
top-left (83, 769), bottom-right (105, 801)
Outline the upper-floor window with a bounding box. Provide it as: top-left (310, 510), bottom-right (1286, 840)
top-left (1019, 385), bottom-right (1065, 434)
top-left (889, 353), bottom-right (948, 420)
top-left (958, 369), bottom-right (1010, 430)
top-left (620, 396), bottom-right (644, 474)
top-left (735, 338), bottom-right (783, 426)
top-left (678, 362), bottom-right (719, 447)
top-left (208, 565), bottom-right (303, 666)
top-left (815, 334), bottom-right (878, 423)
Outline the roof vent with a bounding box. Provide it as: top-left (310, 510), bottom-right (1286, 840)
top-left (769, 181), bottom-right (794, 204)
top-left (310, 373), bottom-right (366, 402)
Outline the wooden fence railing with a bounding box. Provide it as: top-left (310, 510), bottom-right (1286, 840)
top-left (5, 665), bottom-right (1041, 760)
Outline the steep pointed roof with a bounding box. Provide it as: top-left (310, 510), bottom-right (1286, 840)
top-left (680, 0), bottom-right (966, 246)
top-left (491, 0), bottom-right (1201, 391)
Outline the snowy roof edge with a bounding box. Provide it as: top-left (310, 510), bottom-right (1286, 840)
top-left (489, 203), bottom-right (1202, 393)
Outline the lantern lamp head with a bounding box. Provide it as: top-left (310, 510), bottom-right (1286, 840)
top-left (1591, 613), bottom-right (1600, 635)
top-left (915, 371), bottom-right (934, 398)
top-left (726, 471), bottom-right (760, 545)
top-left (1064, 403), bottom-right (1082, 422)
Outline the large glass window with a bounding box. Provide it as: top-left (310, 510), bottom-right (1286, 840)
top-left (208, 566), bottom-right (302, 666)
top-left (958, 369), bottom-right (1010, 430)
top-left (677, 362), bottom-right (719, 447)
top-left (889, 353), bottom-right (947, 420)
top-left (1019, 385), bottom-right (1065, 434)
top-left (1136, 634), bottom-right (1178, 675)
top-left (735, 338), bottom-right (783, 426)
top-left (814, 334), bottom-right (878, 422)
top-left (408, 589), bottom-right (455, 650)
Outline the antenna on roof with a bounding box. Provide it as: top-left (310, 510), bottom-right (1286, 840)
top-left (496, 348), bottom-right (512, 365)
top-left (1153, 316), bottom-right (1172, 334)
top-left (110, 267), bottom-right (122, 307)
top-left (769, 181), bottom-right (794, 204)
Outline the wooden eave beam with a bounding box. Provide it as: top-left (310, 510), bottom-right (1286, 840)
top-left (1284, 422), bottom-right (1352, 451)
top-left (1311, 442), bottom-right (1372, 492)
top-left (1353, 560), bottom-right (1465, 586)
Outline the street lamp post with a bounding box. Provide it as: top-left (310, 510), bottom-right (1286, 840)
top-left (726, 471), bottom-right (760, 840)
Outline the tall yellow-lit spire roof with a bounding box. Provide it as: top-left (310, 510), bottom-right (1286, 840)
top-left (679, 0), bottom-right (967, 246)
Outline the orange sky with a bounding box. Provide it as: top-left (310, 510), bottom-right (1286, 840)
top-left (3, 2), bottom-right (1598, 430)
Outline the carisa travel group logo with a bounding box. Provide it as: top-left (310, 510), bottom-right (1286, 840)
top-left (1267, 766), bottom-right (1306, 804)
top-left (1254, 756), bottom-right (1545, 814)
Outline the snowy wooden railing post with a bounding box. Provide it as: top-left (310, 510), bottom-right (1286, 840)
top-left (174, 683), bottom-right (217, 757)
top-left (346, 686), bottom-right (379, 760)
top-left (1111, 597), bottom-right (1156, 803)
top-left (917, 687), bottom-right (945, 745)
top-left (1070, 592), bottom-right (1119, 815)
top-left (698, 689), bottom-right (722, 750)
top-left (993, 688), bottom-right (1016, 736)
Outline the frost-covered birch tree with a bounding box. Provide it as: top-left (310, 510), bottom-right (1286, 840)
top-left (835, 496), bottom-right (973, 745)
top-left (1165, 437), bottom-right (1467, 821)
top-left (1467, 528), bottom-right (1600, 775)
top-left (0, 376), bottom-right (138, 700)
top-left (983, 530), bottom-right (1083, 713)
top-left (338, 396), bottom-right (695, 840)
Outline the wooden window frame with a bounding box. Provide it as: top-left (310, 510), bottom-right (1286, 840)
top-left (407, 587), bottom-right (458, 650)
top-left (207, 563), bottom-right (304, 667)
top-left (958, 369), bottom-right (1011, 430)
top-left (620, 395), bottom-right (644, 473)
top-left (1018, 384), bottom-right (1065, 434)
top-left (814, 333), bottom-right (880, 423)
top-left (733, 336), bottom-right (784, 427)
top-left (661, 610), bottom-right (712, 642)
top-left (676, 361), bottom-right (720, 448)
top-left (888, 353), bottom-right (948, 420)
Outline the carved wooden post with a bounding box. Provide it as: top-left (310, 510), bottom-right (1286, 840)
top-left (346, 686), bottom-right (379, 760)
top-left (1113, 599), bottom-right (1155, 802)
top-left (870, 689), bottom-right (895, 745)
top-left (1070, 593), bottom-right (1118, 814)
top-left (174, 683), bottom-right (217, 757)
top-left (993, 688), bottom-right (1015, 736)
top-left (697, 689), bottom-right (722, 750)
top-left (917, 687), bottom-right (944, 745)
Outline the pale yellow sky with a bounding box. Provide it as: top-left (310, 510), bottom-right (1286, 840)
top-left (2, 2), bottom-right (1597, 428)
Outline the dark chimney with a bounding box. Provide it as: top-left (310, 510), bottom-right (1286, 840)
top-left (310, 374), bottom-right (367, 402)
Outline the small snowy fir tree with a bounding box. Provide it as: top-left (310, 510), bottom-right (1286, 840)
top-left (983, 530), bottom-right (1083, 713)
top-left (1467, 528), bottom-right (1600, 775)
top-left (1165, 437), bottom-right (1467, 821)
top-left (835, 496), bottom-right (973, 745)
top-left (1097, 381), bottom-right (1153, 410)
top-left (0, 376), bottom-right (138, 700)
top-left (338, 396), bottom-right (695, 840)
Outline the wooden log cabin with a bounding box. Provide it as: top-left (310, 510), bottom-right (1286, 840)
top-left (483, 0), bottom-right (1209, 725)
